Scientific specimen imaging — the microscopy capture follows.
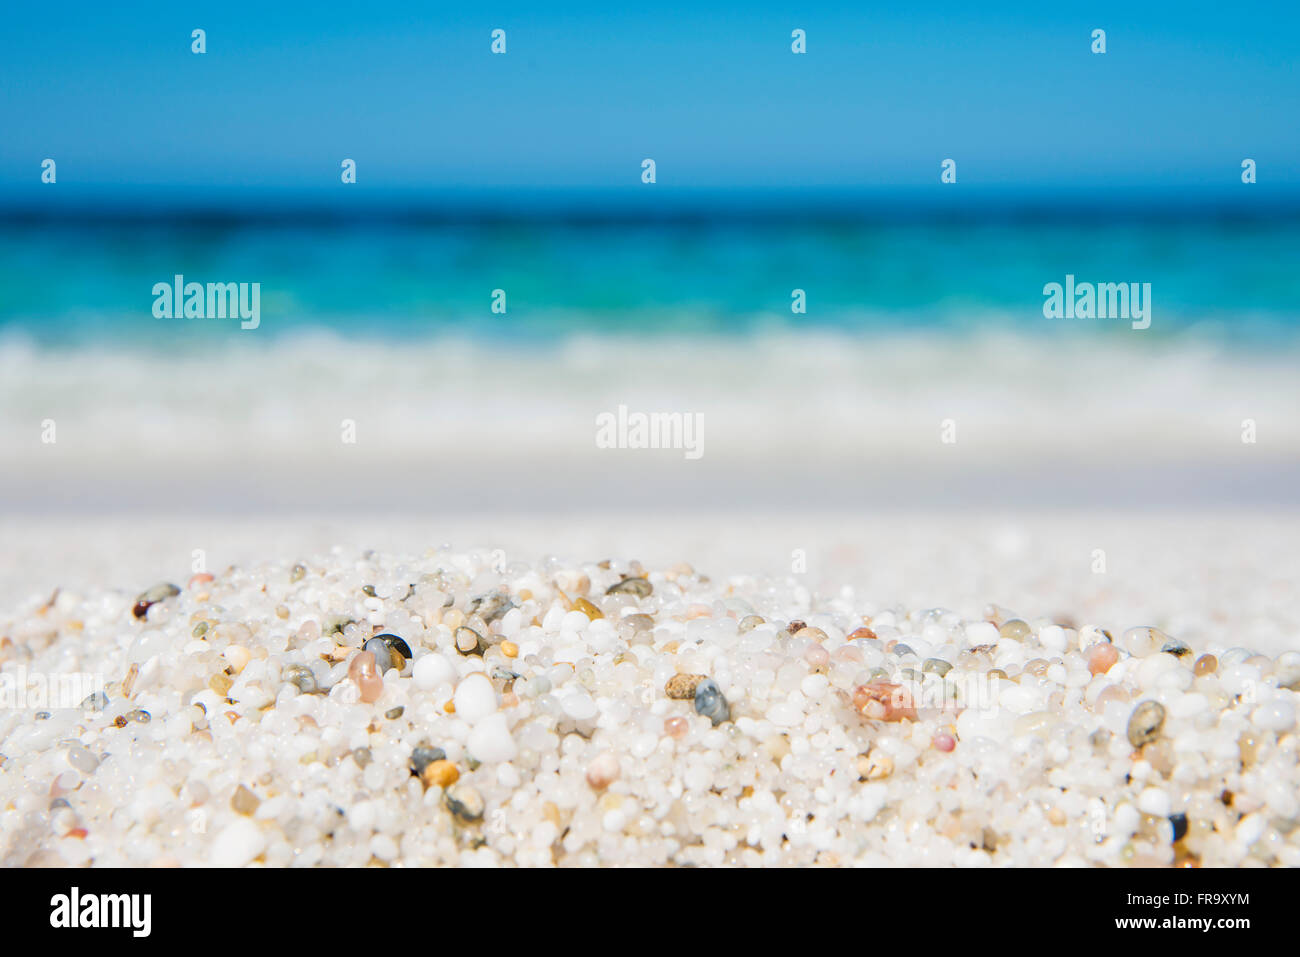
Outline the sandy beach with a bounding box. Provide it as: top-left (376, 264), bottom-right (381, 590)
top-left (2, 508), bottom-right (1297, 867)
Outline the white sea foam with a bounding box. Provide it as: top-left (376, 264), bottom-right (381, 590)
top-left (1, 328), bottom-right (1296, 509)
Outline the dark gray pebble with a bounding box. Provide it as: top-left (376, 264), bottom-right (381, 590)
top-left (694, 678), bottom-right (730, 726)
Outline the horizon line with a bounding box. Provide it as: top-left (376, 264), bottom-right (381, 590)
top-left (2, 184), bottom-right (1297, 226)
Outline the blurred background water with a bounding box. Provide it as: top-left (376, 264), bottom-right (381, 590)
top-left (1, 1), bottom-right (1298, 514)
top-left (1, 197), bottom-right (1299, 349)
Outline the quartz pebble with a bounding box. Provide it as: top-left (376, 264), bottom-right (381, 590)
top-left (467, 713), bottom-right (517, 763)
top-left (1122, 627), bottom-right (1168, 658)
top-left (211, 819), bottom-right (264, 867)
top-left (1127, 700), bottom-right (1166, 749)
top-left (453, 674), bottom-right (497, 724)
top-left (363, 637), bottom-right (395, 673)
top-left (857, 752), bottom-right (893, 780)
top-left (586, 752), bottom-right (620, 790)
top-left (224, 644), bottom-right (252, 674)
top-left (455, 626), bottom-right (485, 656)
top-left (1252, 700), bottom-right (1296, 732)
top-left (412, 652), bottom-right (455, 690)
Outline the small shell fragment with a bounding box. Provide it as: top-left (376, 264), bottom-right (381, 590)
top-left (665, 673), bottom-right (705, 699)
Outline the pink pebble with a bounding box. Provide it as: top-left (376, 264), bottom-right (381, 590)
top-left (348, 650), bottom-right (384, 704)
top-left (832, 645), bottom-right (864, 665)
top-left (188, 573), bottom-right (214, 589)
top-left (933, 732), bottom-right (956, 752)
top-left (664, 717), bottom-right (689, 739)
top-left (804, 643), bottom-right (830, 669)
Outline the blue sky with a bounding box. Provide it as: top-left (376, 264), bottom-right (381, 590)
top-left (1, 1), bottom-right (1297, 198)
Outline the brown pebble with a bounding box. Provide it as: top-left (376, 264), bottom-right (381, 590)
top-left (231, 784), bottom-right (260, 815)
top-left (574, 598), bottom-right (604, 620)
top-left (664, 673), bottom-right (706, 699)
top-left (847, 626), bottom-right (877, 642)
top-left (1194, 653), bottom-right (1217, 676)
top-left (1238, 732), bottom-right (1260, 767)
top-left (209, 673), bottom-right (233, 696)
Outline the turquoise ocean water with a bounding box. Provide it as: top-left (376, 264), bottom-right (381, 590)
top-left (2, 207), bottom-right (1298, 348)
top-left (1, 197), bottom-right (1298, 512)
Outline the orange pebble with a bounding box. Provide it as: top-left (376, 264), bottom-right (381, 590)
top-left (1088, 643), bottom-right (1119, 676)
top-left (348, 651), bottom-right (384, 704)
top-left (501, 640), bottom-right (518, 658)
top-left (421, 759), bottom-right (459, 789)
top-left (852, 682), bottom-right (917, 722)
